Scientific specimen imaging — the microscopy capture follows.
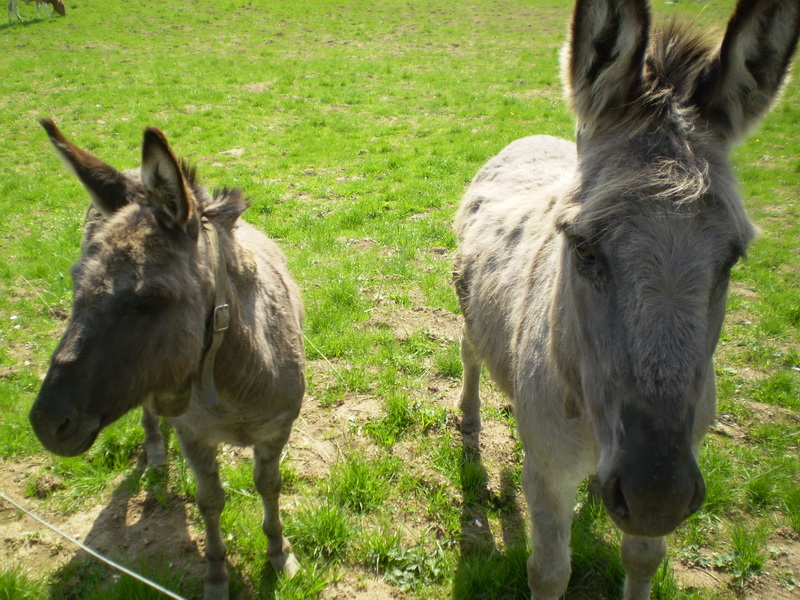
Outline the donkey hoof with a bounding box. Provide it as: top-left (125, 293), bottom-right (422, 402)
top-left (270, 551), bottom-right (300, 578)
top-left (202, 580), bottom-right (229, 600)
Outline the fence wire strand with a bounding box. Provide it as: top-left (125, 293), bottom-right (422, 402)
top-left (0, 489), bottom-right (187, 600)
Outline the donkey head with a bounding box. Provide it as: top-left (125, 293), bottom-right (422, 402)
top-left (49, 0), bottom-right (65, 16)
top-left (30, 120), bottom-right (222, 457)
top-left (554, 0), bottom-right (798, 536)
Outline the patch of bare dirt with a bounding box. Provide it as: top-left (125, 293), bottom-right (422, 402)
top-left (1, 458), bottom-right (204, 587)
top-left (365, 288), bottom-right (462, 343)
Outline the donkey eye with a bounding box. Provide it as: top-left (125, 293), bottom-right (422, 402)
top-left (127, 296), bottom-right (165, 314)
top-left (573, 239), bottom-right (597, 263)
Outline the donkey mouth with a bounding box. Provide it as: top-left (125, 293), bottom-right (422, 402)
top-left (39, 424), bottom-right (100, 457)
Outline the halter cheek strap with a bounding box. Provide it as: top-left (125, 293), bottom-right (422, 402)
top-left (198, 217), bottom-right (230, 406)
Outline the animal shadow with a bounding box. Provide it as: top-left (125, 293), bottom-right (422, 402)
top-left (452, 431), bottom-right (529, 599)
top-left (45, 430), bottom-right (204, 599)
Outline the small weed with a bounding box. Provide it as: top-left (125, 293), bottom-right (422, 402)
top-left (380, 539), bottom-right (448, 591)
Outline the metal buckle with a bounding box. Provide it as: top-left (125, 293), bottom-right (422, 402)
top-left (213, 304), bottom-right (230, 332)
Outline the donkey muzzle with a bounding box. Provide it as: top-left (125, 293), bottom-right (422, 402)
top-left (29, 395), bottom-right (101, 457)
top-left (598, 405), bottom-right (705, 537)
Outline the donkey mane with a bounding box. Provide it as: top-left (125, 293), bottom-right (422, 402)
top-left (178, 159), bottom-right (249, 230)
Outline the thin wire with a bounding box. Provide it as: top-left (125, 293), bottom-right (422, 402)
top-left (0, 489), bottom-right (187, 600)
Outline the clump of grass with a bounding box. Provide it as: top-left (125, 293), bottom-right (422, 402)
top-left (434, 340), bottom-right (462, 379)
top-left (0, 565), bottom-right (46, 600)
top-left (452, 543), bottom-right (529, 599)
top-left (365, 391), bottom-right (446, 447)
top-left (326, 453), bottom-right (392, 513)
top-left (713, 522), bottom-right (769, 586)
top-left (698, 443), bottom-right (739, 516)
top-left (286, 502), bottom-right (353, 561)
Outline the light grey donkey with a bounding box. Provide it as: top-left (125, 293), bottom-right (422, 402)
top-left (453, 0), bottom-right (799, 598)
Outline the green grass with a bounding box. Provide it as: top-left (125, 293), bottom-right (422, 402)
top-left (1, 0), bottom-right (798, 599)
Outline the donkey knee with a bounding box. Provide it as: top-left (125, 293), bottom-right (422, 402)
top-left (621, 535), bottom-right (666, 600)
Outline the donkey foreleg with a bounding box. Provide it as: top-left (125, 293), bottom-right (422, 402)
top-left (254, 438), bottom-right (299, 577)
top-left (524, 457), bottom-right (577, 600)
top-left (177, 434), bottom-right (229, 600)
top-left (9, 0), bottom-right (21, 23)
top-left (621, 534), bottom-right (666, 600)
top-left (459, 327), bottom-right (483, 435)
top-left (141, 407), bottom-right (167, 468)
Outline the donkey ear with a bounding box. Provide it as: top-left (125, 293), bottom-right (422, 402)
top-left (140, 127), bottom-right (197, 233)
top-left (695, 0), bottom-right (800, 144)
top-left (40, 118), bottom-right (130, 215)
top-left (564, 0), bottom-right (650, 135)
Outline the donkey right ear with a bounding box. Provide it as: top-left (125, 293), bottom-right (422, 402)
top-left (40, 119), bottom-right (130, 215)
top-left (140, 126), bottom-right (197, 234)
top-left (564, 0), bottom-right (650, 136)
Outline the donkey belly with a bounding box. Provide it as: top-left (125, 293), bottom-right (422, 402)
top-left (170, 394), bottom-right (300, 448)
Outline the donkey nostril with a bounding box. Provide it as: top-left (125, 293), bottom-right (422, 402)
top-left (55, 416), bottom-right (75, 440)
top-left (685, 477), bottom-right (706, 519)
top-left (605, 476), bottom-right (630, 520)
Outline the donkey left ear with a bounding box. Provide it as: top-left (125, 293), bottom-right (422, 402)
top-left (695, 0), bottom-right (800, 144)
top-left (141, 127), bottom-right (198, 235)
top-left (40, 118), bottom-right (131, 216)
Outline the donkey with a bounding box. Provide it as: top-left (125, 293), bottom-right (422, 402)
top-left (453, 0), bottom-right (799, 598)
top-left (30, 119), bottom-right (305, 600)
top-left (8, 0), bottom-right (65, 24)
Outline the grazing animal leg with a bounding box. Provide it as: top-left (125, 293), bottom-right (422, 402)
top-left (9, 0), bottom-right (21, 23)
top-left (458, 326), bottom-right (483, 435)
top-left (177, 432), bottom-right (229, 600)
top-left (524, 457), bottom-right (578, 600)
top-left (254, 439), bottom-right (299, 577)
top-left (140, 407), bottom-right (167, 468)
top-left (621, 534), bottom-right (667, 600)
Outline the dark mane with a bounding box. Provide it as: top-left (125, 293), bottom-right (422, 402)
top-left (178, 159), bottom-right (249, 228)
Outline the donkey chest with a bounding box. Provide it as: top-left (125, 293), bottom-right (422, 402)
top-left (171, 401), bottom-right (299, 447)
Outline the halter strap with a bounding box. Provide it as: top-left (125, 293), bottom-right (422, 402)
top-left (198, 217), bottom-right (229, 406)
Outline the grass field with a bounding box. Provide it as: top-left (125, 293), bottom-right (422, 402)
top-left (1, 0), bottom-right (799, 599)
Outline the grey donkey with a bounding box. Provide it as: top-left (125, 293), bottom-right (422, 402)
top-left (30, 119), bottom-right (305, 600)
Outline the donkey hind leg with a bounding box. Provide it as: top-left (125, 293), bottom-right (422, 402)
top-left (459, 326), bottom-right (483, 435)
top-left (254, 438), bottom-right (299, 577)
top-left (141, 407), bottom-right (167, 468)
top-left (621, 534), bottom-right (667, 600)
top-left (178, 434), bottom-right (229, 600)
top-left (525, 456), bottom-right (578, 600)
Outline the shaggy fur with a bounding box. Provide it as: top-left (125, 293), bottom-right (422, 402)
top-left (454, 1), bottom-right (799, 599)
top-left (30, 120), bottom-right (304, 600)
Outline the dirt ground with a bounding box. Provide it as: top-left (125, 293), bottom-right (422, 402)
top-left (2, 304), bottom-right (798, 599)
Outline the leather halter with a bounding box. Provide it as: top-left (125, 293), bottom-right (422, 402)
top-left (197, 217), bottom-right (230, 406)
